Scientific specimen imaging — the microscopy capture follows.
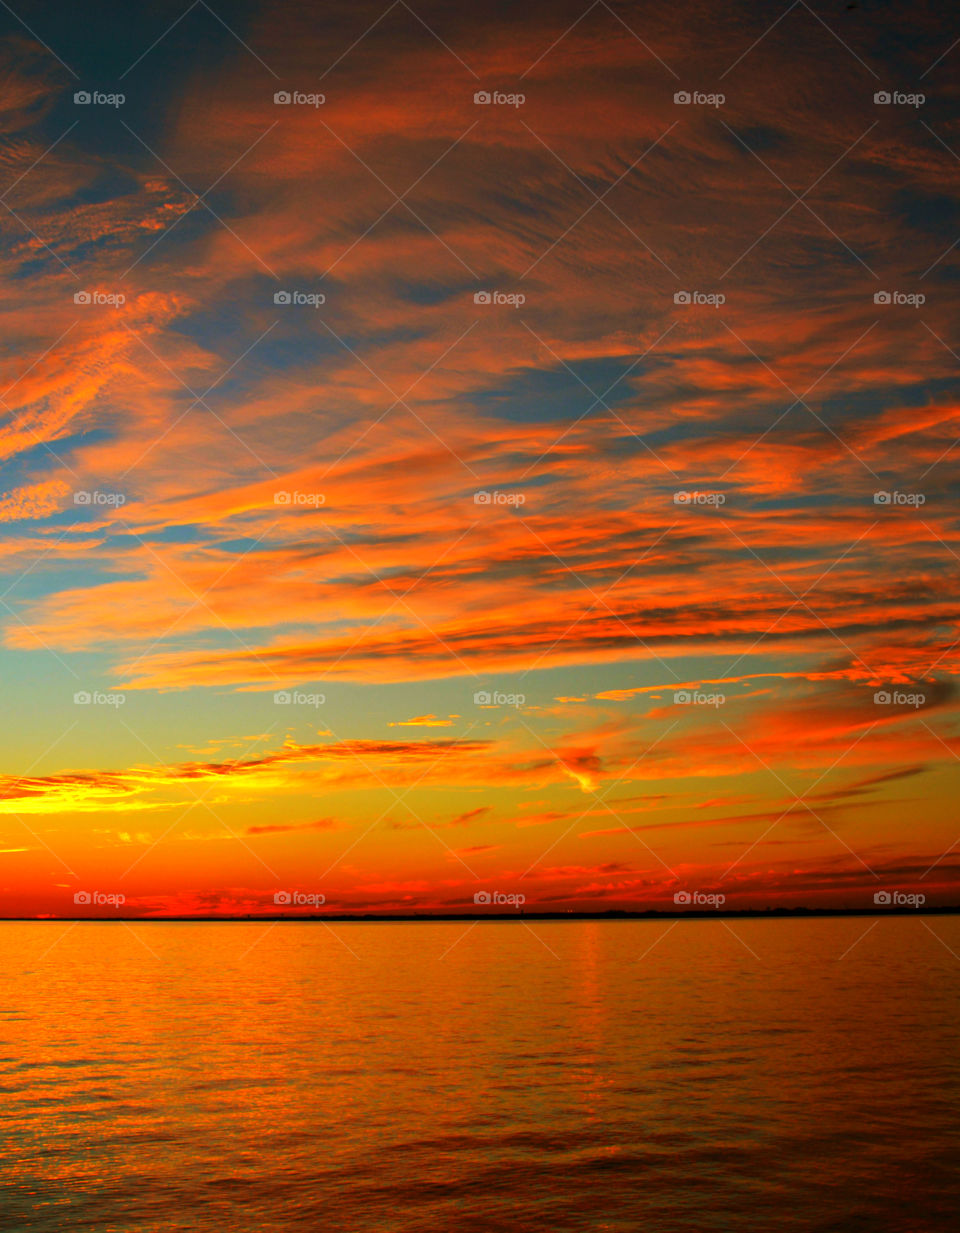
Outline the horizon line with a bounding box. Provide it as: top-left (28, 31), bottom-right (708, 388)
top-left (6, 906), bottom-right (960, 923)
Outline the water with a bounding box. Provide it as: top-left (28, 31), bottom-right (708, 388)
top-left (2, 917), bottom-right (958, 1231)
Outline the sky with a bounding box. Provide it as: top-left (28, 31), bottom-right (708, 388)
top-left (0, 0), bottom-right (959, 917)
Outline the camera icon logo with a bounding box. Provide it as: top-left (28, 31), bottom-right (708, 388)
top-left (74, 91), bottom-right (91, 104)
top-left (274, 91), bottom-right (292, 104)
top-left (474, 91), bottom-right (491, 104)
top-left (474, 690), bottom-right (492, 705)
top-left (674, 291), bottom-right (691, 305)
top-left (874, 91), bottom-right (891, 105)
top-left (874, 691), bottom-right (892, 704)
top-left (874, 291), bottom-right (891, 305)
top-left (874, 890), bottom-right (892, 904)
top-left (273, 691), bottom-right (292, 704)
top-left (474, 291), bottom-right (492, 305)
top-left (74, 690), bottom-right (92, 704)
top-left (274, 491), bottom-right (291, 504)
top-left (274, 890), bottom-right (292, 904)
top-left (873, 491), bottom-right (891, 504)
top-left (674, 890), bottom-right (692, 904)
top-left (274, 291), bottom-right (291, 305)
top-left (74, 291), bottom-right (91, 305)
top-left (73, 491), bottom-right (92, 505)
top-left (74, 890), bottom-right (91, 904)
top-left (674, 91), bottom-right (691, 104)
top-left (474, 891), bottom-right (492, 904)
top-left (474, 490), bottom-right (491, 504)
top-left (673, 690), bottom-right (691, 704)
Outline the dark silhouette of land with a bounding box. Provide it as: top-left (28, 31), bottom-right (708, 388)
top-left (8, 906), bottom-right (960, 923)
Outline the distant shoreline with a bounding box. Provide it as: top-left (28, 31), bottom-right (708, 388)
top-left (5, 907), bottom-right (960, 923)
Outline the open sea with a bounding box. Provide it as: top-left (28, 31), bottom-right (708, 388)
top-left (2, 917), bottom-right (958, 1231)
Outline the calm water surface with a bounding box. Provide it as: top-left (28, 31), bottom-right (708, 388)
top-left (2, 918), bottom-right (958, 1230)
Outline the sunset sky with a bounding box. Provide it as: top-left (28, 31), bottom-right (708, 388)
top-left (1, 0), bottom-right (958, 916)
